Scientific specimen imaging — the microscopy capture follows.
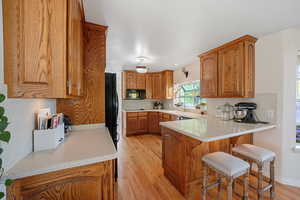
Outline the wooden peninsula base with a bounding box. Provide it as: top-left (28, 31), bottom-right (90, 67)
top-left (161, 127), bottom-right (253, 200)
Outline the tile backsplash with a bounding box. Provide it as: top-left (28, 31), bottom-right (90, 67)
top-left (122, 99), bottom-right (158, 110)
top-left (206, 93), bottom-right (278, 123)
top-left (122, 93), bottom-right (277, 124)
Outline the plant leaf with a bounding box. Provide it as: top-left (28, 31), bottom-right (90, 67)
top-left (0, 117), bottom-right (8, 132)
top-left (0, 131), bottom-right (11, 143)
top-left (0, 107), bottom-right (4, 117)
top-left (0, 94), bottom-right (5, 103)
top-left (1, 116), bottom-right (8, 122)
top-left (5, 179), bottom-right (13, 186)
top-left (0, 148), bottom-right (3, 155)
top-left (0, 192), bottom-right (4, 199)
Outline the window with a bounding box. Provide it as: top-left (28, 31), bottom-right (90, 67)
top-left (174, 81), bottom-right (203, 108)
top-left (296, 62), bottom-right (300, 143)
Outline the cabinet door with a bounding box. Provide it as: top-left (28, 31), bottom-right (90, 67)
top-left (218, 42), bottom-right (244, 97)
top-left (148, 112), bottom-right (160, 133)
top-left (152, 73), bottom-right (162, 99)
top-left (7, 162), bottom-right (114, 200)
top-left (162, 131), bottom-right (185, 189)
top-left (162, 71), bottom-right (174, 99)
top-left (244, 41), bottom-right (255, 98)
top-left (138, 115), bottom-right (148, 133)
top-left (126, 113), bottom-right (138, 135)
top-left (67, 0), bottom-right (84, 96)
top-left (171, 115), bottom-right (178, 121)
top-left (162, 113), bottom-right (171, 122)
top-left (3, 0), bottom-right (67, 98)
top-left (146, 74), bottom-right (153, 99)
top-left (200, 52), bottom-right (218, 98)
top-left (136, 73), bottom-right (146, 89)
top-left (126, 71), bottom-right (137, 89)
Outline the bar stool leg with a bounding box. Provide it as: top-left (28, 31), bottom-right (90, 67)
top-left (227, 178), bottom-right (233, 200)
top-left (243, 169), bottom-right (249, 200)
top-left (202, 163), bottom-right (208, 200)
top-left (217, 174), bottom-right (222, 200)
top-left (270, 159), bottom-right (275, 200)
top-left (257, 164), bottom-right (264, 200)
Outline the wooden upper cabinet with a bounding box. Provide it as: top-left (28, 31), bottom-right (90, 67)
top-left (162, 70), bottom-right (174, 99)
top-left (199, 35), bottom-right (257, 98)
top-left (136, 73), bottom-right (146, 89)
top-left (152, 73), bottom-right (163, 99)
top-left (146, 74), bottom-right (153, 99)
top-left (122, 70), bottom-right (173, 99)
top-left (125, 71), bottom-right (137, 89)
top-left (218, 42), bottom-right (244, 97)
top-left (200, 53), bottom-right (218, 98)
top-left (3, 0), bottom-right (84, 98)
top-left (67, 0), bottom-right (84, 96)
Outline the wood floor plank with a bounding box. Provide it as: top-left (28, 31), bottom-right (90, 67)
top-left (117, 134), bottom-right (300, 200)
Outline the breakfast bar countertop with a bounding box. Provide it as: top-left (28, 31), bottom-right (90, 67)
top-left (160, 116), bottom-right (276, 142)
top-left (5, 127), bottom-right (117, 180)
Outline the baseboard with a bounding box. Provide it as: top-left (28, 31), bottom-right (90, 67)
top-left (277, 176), bottom-right (300, 187)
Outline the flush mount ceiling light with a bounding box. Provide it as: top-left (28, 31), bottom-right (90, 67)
top-left (136, 56), bottom-right (149, 73)
top-left (136, 66), bottom-right (148, 73)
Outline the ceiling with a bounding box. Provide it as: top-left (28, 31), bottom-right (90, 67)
top-left (84, 0), bottom-right (300, 72)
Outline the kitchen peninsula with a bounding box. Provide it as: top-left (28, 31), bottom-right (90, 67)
top-left (160, 117), bottom-right (275, 199)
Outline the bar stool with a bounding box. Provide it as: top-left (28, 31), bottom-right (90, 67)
top-left (232, 144), bottom-right (276, 200)
top-left (202, 152), bottom-right (250, 200)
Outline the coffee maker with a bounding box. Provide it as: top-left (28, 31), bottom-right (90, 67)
top-left (234, 102), bottom-right (268, 124)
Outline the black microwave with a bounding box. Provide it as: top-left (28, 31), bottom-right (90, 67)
top-left (126, 89), bottom-right (146, 100)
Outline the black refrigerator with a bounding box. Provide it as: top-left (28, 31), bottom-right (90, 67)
top-left (105, 73), bottom-right (119, 179)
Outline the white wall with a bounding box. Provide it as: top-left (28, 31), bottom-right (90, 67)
top-left (254, 28), bottom-right (300, 186)
top-left (174, 60), bottom-right (200, 84)
top-left (279, 28), bottom-right (300, 185)
top-left (0, 1), bottom-right (56, 172)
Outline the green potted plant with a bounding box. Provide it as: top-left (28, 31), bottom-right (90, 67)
top-left (0, 94), bottom-right (12, 199)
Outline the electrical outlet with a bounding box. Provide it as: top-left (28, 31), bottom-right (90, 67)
top-left (265, 110), bottom-right (275, 121)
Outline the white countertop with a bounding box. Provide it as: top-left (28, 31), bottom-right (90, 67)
top-left (5, 127), bottom-right (117, 180)
top-left (160, 117), bottom-right (276, 142)
top-left (123, 109), bottom-right (205, 119)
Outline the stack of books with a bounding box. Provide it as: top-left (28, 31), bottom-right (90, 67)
top-left (37, 108), bottom-right (64, 130)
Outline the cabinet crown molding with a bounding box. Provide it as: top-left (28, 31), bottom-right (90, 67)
top-left (198, 35), bottom-right (257, 58)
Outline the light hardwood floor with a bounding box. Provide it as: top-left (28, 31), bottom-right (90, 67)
top-left (116, 134), bottom-right (300, 200)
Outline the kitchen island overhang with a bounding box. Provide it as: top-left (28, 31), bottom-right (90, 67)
top-left (160, 118), bottom-right (275, 199)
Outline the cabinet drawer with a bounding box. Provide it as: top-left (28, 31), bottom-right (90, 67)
top-left (163, 113), bottom-right (170, 119)
top-left (138, 112), bottom-right (148, 117)
top-left (127, 112), bottom-right (138, 117)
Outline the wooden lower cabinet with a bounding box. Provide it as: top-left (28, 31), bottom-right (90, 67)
top-left (137, 113), bottom-right (148, 133)
top-left (148, 112), bottom-right (160, 134)
top-left (161, 127), bottom-right (253, 199)
top-left (125, 112), bottom-right (148, 136)
top-left (125, 112), bottom-right (181, 136)
top-left (7, 161), bottom-right (115, 200)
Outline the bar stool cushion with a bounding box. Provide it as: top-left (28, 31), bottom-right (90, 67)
top-left (232, 144), bottom-right (276, 163)
top-left (202, 152), bottom-right (250, 177)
